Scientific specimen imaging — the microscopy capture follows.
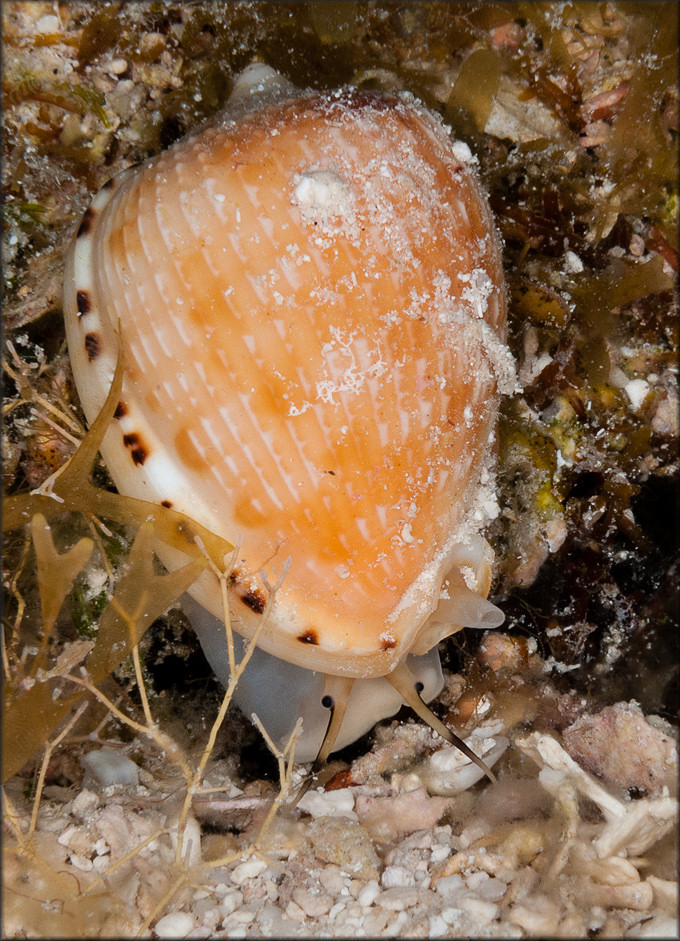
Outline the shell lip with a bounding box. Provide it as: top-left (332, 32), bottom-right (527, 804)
top-left (163, 531), bottom-right (497, 682)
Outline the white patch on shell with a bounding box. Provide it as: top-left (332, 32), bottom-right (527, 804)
top-left (291, 169), bottom-right (354, 224)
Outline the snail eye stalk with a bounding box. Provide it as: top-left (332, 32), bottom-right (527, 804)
top-left (290, 676), bottom-right (355, 806)
top-left (387, 662), bottom-right (496, 785)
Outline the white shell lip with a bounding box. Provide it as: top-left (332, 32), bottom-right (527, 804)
top-left (63, 75), bottom-right (509, 681)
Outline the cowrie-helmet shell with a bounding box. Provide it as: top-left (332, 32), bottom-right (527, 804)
top-left (64, 65), bottom-right (513, 763)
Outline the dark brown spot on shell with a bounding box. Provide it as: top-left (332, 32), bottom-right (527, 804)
top-left (113, 400), bottom-right (127, 419)
top-left (76, 290), bottom-right (91, 316)
top-left (160, 499), bottom-right (173, 508)
top-left (380, 637), bottom-right (397, 651)
top-left (101, 177), bottom-right (115, 191)
top-left (84, 332), bottom-right (100, 361)
top-left (228, 565), bottom-right (245, 587)
top-left (77, 207), bottom-right (95, 238)
top-left (297, 630), bottom-right (319, 645)
top-left (123, 432), bottom-right (148, 466)
top-left (241, 589), bottom-right (266, 615)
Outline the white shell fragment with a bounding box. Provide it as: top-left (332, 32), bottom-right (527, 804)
top-left (80, 746), bottom-right (140, 787)
top-left (418, 731), bottom-right (510, 795)
top-left (297, 787), bottom-right (357, 820)
top-left (153, 912), bottom-right (196, 939)
top-left (517, 731), bottom-right (678, 858)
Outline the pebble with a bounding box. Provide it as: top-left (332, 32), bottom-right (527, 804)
top-left (230, 857), bottom-right (267, 885)
top-left (466, 870), bottom-right (507, 901)
top-left (69, 853), bottom-right (93, 872)
top-left (466, 870), bottom-right (490, 892)
top-left (292, 886), bottom-right (333, 917)
top-left (328, 900), bottom-right (345, 920)
top-left (285, 900), bottom-right (306, 921)
top-left (386, 910), bottom-right (409, 934)
top-left (227, 910), bottom-right (255, 925)
top-left (347, 879), bottom-right (363, 899)
top-left (356, 909), bottom-right (389, 934)
top-left (154, 912), bottom-right (195, 938)
top-left (375, 886), bottom-right (421, 910)
top-left (442, 906), bottom-right (465, 927)
top-left (563, 249), bottom-right (584, 273)
top-left (628, 233), bottom-right (646, 257)
top-left (456, 895), bottom-right (499, 923)
top-left (357, 880), bottom-right (381, 907)
top-left (478, 877), bottom-right (507, 902)
top-left (429, 914), bottom-right (450, 937)
top-left (58, 824), bottom-right (92, 855)
top-left (382, 865), bottom-right (416, 888)
top-left (646, 875), bottom-right (678, 915)
top-left (218, 891), bottom-right (242, 917)
top-left (430, 843), bottom-right (450, 864)
top-left (213, 882), bottom-right (239, 899)
top-left (107, 58), bottom-right (128, 76)
top-left (186, 927), bottom-right (211, 939)
top-left (625, 378), bottom-right (650, 412)
top-left (435, 874), bottom-right (465, 897)
top-left (224, 928), bottom-right (246, 939)
top-left (256, 903), bottom-right (300, 935)
top-left (138, 31), bottom-right (166, 58)
top-left (36, 14), bottom-right (60, 33)
top-left (297, 787), bottom-right (356, 819)
top-left (194, 907), bottom-right (219, 929)
top-left (81, 747), bottom-right (139, 787)
top-left (318, 863), bottom-right (346, 896)
top-left (263, 879), bottom-right (279, 902)
top-left (508, 895), bottom-right (561, 935)
top-left (71, 788), bottom-right (99, 818)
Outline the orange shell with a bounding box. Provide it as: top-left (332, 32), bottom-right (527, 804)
top-left (64, 85), bottom-right (511, 680)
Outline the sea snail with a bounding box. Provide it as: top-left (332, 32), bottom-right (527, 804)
top-left (64, 64), bottom-right (516, 771)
